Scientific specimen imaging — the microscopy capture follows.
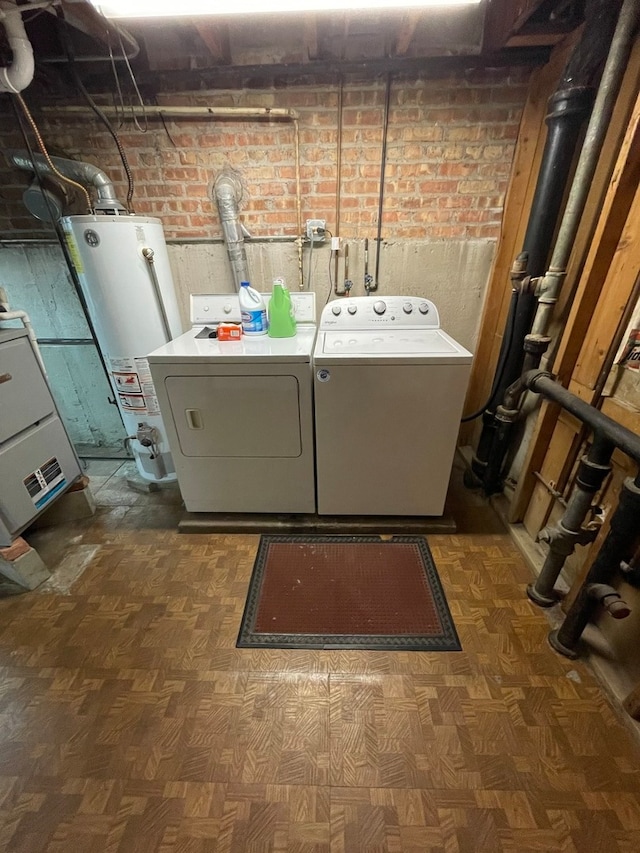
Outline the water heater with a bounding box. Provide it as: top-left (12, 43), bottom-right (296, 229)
top-left (60, 214), bottom-right (182, 482)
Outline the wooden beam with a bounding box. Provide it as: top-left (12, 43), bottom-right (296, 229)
top-left (459, 33), bottom-right (577, 445)
top-left (303, 15), bottom-right (319, 62)
top-left (194, 22), bottom-right (231, 65)
top-left (482, 0), bottom-right (550, 52)
top-left (554, 44), bottom-right (640, 373)
top-left (59, 0), bottom-right (138, 56)
top-left (522, 410), bottom-right (582, 537)
top-left (395, 12), bottom-right (421, 57)
top-left (508, 45), bottom-right (640, 523)
top-left (571, 177), bottom-right (640, 392)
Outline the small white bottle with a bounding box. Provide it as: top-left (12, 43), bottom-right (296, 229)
top-left (238, 281), bottom-right (268, 335)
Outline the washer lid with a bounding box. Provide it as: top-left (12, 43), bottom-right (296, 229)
top-left (148, 325), bottom-right (317, 363)
top-left (314, 329), bottom-right (472, 365)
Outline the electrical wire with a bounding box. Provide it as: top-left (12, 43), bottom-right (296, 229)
top-left (373, 73), bottom-right (392, 291)
top-left (13, 93), bottom-right (93, 212)
top-left (10, 96), bottom-right (115, 396)
top-left (325, 228), bottom-right (337, 305)
top-left (460, 288), bottom-right (519, 422)
top-left (58, 13), bottom-right (135, 211)
top-left (107, 31), bottom-right (126, 127)
top-left (118, 29), bottom-right (148, 133)
top-left (327, 246), bottom-right (334, 304)
top-left (306, 236), bottom-right (314, 291)
top-left (159, 113), bottom-right (178, 148)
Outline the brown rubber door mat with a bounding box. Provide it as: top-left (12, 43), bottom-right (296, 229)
top-left (237, 535), bottom-right (461, 651)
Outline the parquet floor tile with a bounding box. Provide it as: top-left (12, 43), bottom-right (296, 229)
top-left (0, 489), bottom-right (639, 851)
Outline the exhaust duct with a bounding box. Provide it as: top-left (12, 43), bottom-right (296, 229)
top-left (212, 170), bottom-right (250, 290)
top-left (8, 150), bottom-right (126, 214)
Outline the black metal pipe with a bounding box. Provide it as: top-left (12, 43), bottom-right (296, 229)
top-left (522, 87), bottom-right (596, 279)
top-left (549, 473), bottom-right (640, 658)
top-left (525, 371), bottom-right (640, 463)
top-left (472, 86), bottom-right (594, 488)
top-left (481, 335), bottom-right (556, 496)
top-left (468, 256), bottom-right (528, 483)
top-left (476, 0), bottom-right (640, 493)
top-left (464, 285), bottom-right (519, 428)
top-left (512, 371), bottom-right (640, 653)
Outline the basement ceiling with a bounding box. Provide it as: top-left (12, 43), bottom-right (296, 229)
top-left (2, 0), bottom-right (585, 93)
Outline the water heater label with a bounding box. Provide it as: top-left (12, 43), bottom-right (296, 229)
top-left (109, 356), bottom-right (160, 415)
top-left (119, 393), bottom-right (146, 411)
top-left (62, 230), bottom-right (84, 274)
top-left (109, 356), bottom-right (135, 372)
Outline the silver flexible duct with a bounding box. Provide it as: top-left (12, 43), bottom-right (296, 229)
top-left (8, 150), bottom-right (126, 212)
top-left (212, 170), bottom-right (250, 290)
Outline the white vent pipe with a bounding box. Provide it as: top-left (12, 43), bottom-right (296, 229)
top-left (0, 287), bottom-right (46, 374)
top-left (8, 150), bottom-right (126, 212)
top-left (212, 170), bottom-right (250, 290)
top-left (0, 1), bottom-right (34, 94)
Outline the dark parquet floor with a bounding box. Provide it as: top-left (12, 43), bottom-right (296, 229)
top-left (0, 460), bottom-right (639, 851)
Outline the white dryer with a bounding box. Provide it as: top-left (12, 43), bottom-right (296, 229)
top-left (313, 296), bottom-right (472, 516)
top-left (148, 293), bottom-right (316, 513)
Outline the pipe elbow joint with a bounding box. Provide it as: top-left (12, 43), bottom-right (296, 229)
top-left (523, 369), bottom-right (553, 393)
top-left (0, 3), bottom-right (35, 94)
top-left (587, 583), bottom-right (631, 619)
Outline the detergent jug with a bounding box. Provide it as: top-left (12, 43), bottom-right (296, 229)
top-left (268, 278), bottom-right (297, 338)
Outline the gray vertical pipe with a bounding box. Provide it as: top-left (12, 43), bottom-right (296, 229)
top-left (478, 0), bottom-right (640, 494)
top-left (527, 435), bottom-right (614, 606)
top-left (531, 0), bottom-right (640, 340)
top-left (549, 473), bottom-right (640, 658)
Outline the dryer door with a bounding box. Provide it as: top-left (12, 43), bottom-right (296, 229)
top-left (165, 374), bottom-right (302, 457)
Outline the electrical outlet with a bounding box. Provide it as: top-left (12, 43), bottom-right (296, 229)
top-left (306, 219), bottom-right (326, 243)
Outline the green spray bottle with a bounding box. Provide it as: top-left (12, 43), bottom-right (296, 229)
top-left (268, 277), bottom-right (297, 338)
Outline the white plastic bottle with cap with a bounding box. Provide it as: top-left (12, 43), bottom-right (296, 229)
top-left (238, 281), bottom-right (268, 335)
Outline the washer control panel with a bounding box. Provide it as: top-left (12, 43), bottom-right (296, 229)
top-left (320, 296), bottom-right (440, 330)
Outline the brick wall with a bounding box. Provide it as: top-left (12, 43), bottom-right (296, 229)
top-left (0, 66), bottom-right (528, 240)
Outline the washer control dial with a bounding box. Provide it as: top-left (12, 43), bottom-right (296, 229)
top-left (419, 302), bottom-right (430, 315)
top-left (373, 301), bottom-right (387, 315)
top-left (403, 302), bottom-right (413, 314)
top-left (332, 304), bottom-right (342, 316)
top-left (348, 305), bottom-right (357, 315)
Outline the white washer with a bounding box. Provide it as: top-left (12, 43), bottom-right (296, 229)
top-left (148, 293), bottom-right (317, 513)
top-left (313, 296), bottom-right (472, 516)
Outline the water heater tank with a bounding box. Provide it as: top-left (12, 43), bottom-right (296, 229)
top-left (60, 214), bottom-right (183, 482)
